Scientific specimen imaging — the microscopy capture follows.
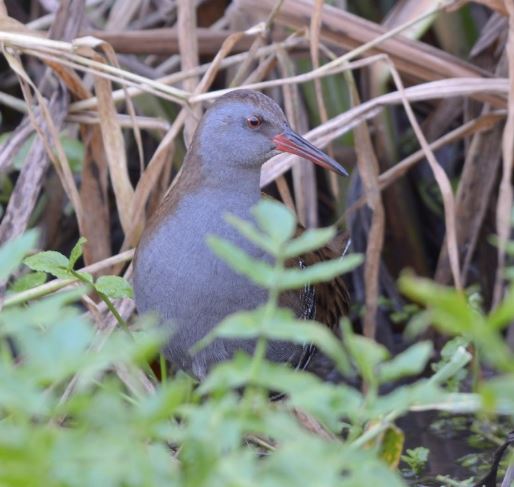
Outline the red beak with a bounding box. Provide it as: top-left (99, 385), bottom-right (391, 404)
top-left (273, 128), bottom-right (348, 177)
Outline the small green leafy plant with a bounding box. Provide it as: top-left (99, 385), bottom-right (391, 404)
top-left (401, 446), bottom-right (429, 476)
top-left (21, 236), bottom-right (132, 328)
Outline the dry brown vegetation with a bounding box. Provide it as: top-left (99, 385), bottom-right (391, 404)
top-left (1, 0), bottom-right (511, 344)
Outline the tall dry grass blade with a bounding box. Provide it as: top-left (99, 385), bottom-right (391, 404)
top-left (85, 27), bottom-right (281, 56)
top-left (105, 0), bottom-right (142, 31)
top-left (275, 176), bottom-right (296, 213)
top-left (0, 1), bottom-right (85, 247)
top-left (1, 49), bottom-right (84, 231)
top-left (493, 0), bottom-right (514, 306)
top-left (345, 112), bottom-right (506, 219)
top-left (386, 58), bottom-right (462, 289)
top-left (178, 0), bottom-right (201, 144)
top-left (229, 0), bottom-right (284, 86)
top-left (369, 0), bottom-right (436, 161)
top-left (261, 74), bottom-right (508, 188)
top-left (38, 58), bottom-right (113, 266)
top-left (436, 51), bottom-right (507, 286)
top-left (346, 73), bottom-right (384, 340)
top-left (69, 38), bottom-right (135, 236)
top-left (96, 40), bottom-right (145, 180)
top-left (0, 32), bottom-right (189, 101)
top-left (0, 84), bottom-right (67, 246)
top-left (0, 120), bottom-right (33, 172)
top-left (238, 0), bottom-right (493, 91)
top-left (310, 0), bottom-right (339, 200)
top-left (68, 36), bottom-right (304, 114)
top-left (79, 128), bottom-right (112, 268)
top-left (277, 46), bottom-right (317, 228)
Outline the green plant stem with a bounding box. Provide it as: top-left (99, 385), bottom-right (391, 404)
top-left (3, 250), bottom-right (134, 308)
top-left (351, 347), bottom-right (474, 449)
top-left (242, 254), bottom-right (284, 408)
top-left (69, 269), bottom-right (130, 334)
top-left (96, 291), bottom-right (130, 333)
top-left (4, 277), bottom-right (76, 307)
top-left (350, 411), bottom-right (400, 450)
top-left (160, 353), bottom-right (168, 383)
top-left (428, 346), bottom-right (472, 386)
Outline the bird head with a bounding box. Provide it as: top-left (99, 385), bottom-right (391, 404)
top-left (195, 89), bottom-right (348, 177)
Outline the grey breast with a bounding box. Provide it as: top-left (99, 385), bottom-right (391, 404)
top-left (134, 189), bottom-right (304, 379)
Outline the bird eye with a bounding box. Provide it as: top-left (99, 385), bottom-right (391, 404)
top-left (246, 115), bottom-right (262, 129)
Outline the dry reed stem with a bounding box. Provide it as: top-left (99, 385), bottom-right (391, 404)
top-left (240, 0), bottom-right (493, 90)
top-left (346, 72), bottom-right (385, 340)
top-left (494, 0), bottom-right (514, 306)
top-left (90, 35), bottom-right (145, 178)
top-left (277, 46), bottom-right (318, 228)
top-left (178, 0), bottom-right (201, 144)
top-left (309, 0), bottom-right (338, 200)
top-left (1, 47), bottom-right (84, 232)
top-left (275, 176), bottom-right (296, 214)
top-left (386, 59), bottom-right (462, 289)
top-left (68, 36), bottom-right (305, 113)
top-left (261, 74), bottom-right (507, 187)
top-left (78, 40), bottom-right (135, 236)
top-left (0, 31), bottom-right (189, 101)
top-left (0, 70), bottom-right (169, 130)
top-left (344, 111), bottom-right (506, 218)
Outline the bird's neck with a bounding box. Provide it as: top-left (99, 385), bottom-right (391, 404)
top-left (142, 146), bottom-right (262, 242)
top-left (182, 145), bottom-right (262, 208)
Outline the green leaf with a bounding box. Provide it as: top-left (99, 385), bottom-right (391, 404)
top-left (0, 230), bottom-right (38, 281)
top-left (343, 321), bottom-right (389, 385)
top-left (283, 227), bottom-right (336, 258)
top-left (377, 341), bottom-right (433, 383)
top-left (76, 271), bottom-right (94, 283)
top-left (399, 274), bottom-right (478, 336)
top-left (200, 354), bottom-right (362, 430)
top-left (379, 424), bottom-right (405, 469)
top-left (0, 134), bottom-right (84, 171)
top-left (278, 255), bottom-right (363, 289)
top-left (24, 250), bottom-right (71, 279)
top-left (0, 132), bottom-right (35, 170)
top-left (207, 236), bottom-right (276, 287)
top-left (251, 199), bottom-right (296, 245)
top-left (224, 214), bottom-right (277, 255)
top-left (9, 271), bottom-right (47, 292)
top-left (208, 236), bottom-right (362, 291)
top-left (400, 274), bottom-right (514, 371)
top-left (196, 306), bottom-right (351, 375)
top-left (95, 275), bottom-right (134, 299)
top-left (69, 236), bottom-right (87, 270)
top-left (401, 447), bottom-right (429, 475)
top-left (370, 380), bottom-right (444, 417)
top-left (479, 373), bottom-right (514, 414)
top-left (488, 283), bottom-right (514, 330)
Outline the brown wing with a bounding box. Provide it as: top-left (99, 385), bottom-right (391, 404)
top-left (297, 243), bottom-right (350, 333)
top-left (282, 227), bottom-right (350, 334)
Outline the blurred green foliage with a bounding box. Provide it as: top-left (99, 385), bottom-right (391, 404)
top-left (0, 200), bottom-right (512, 485)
